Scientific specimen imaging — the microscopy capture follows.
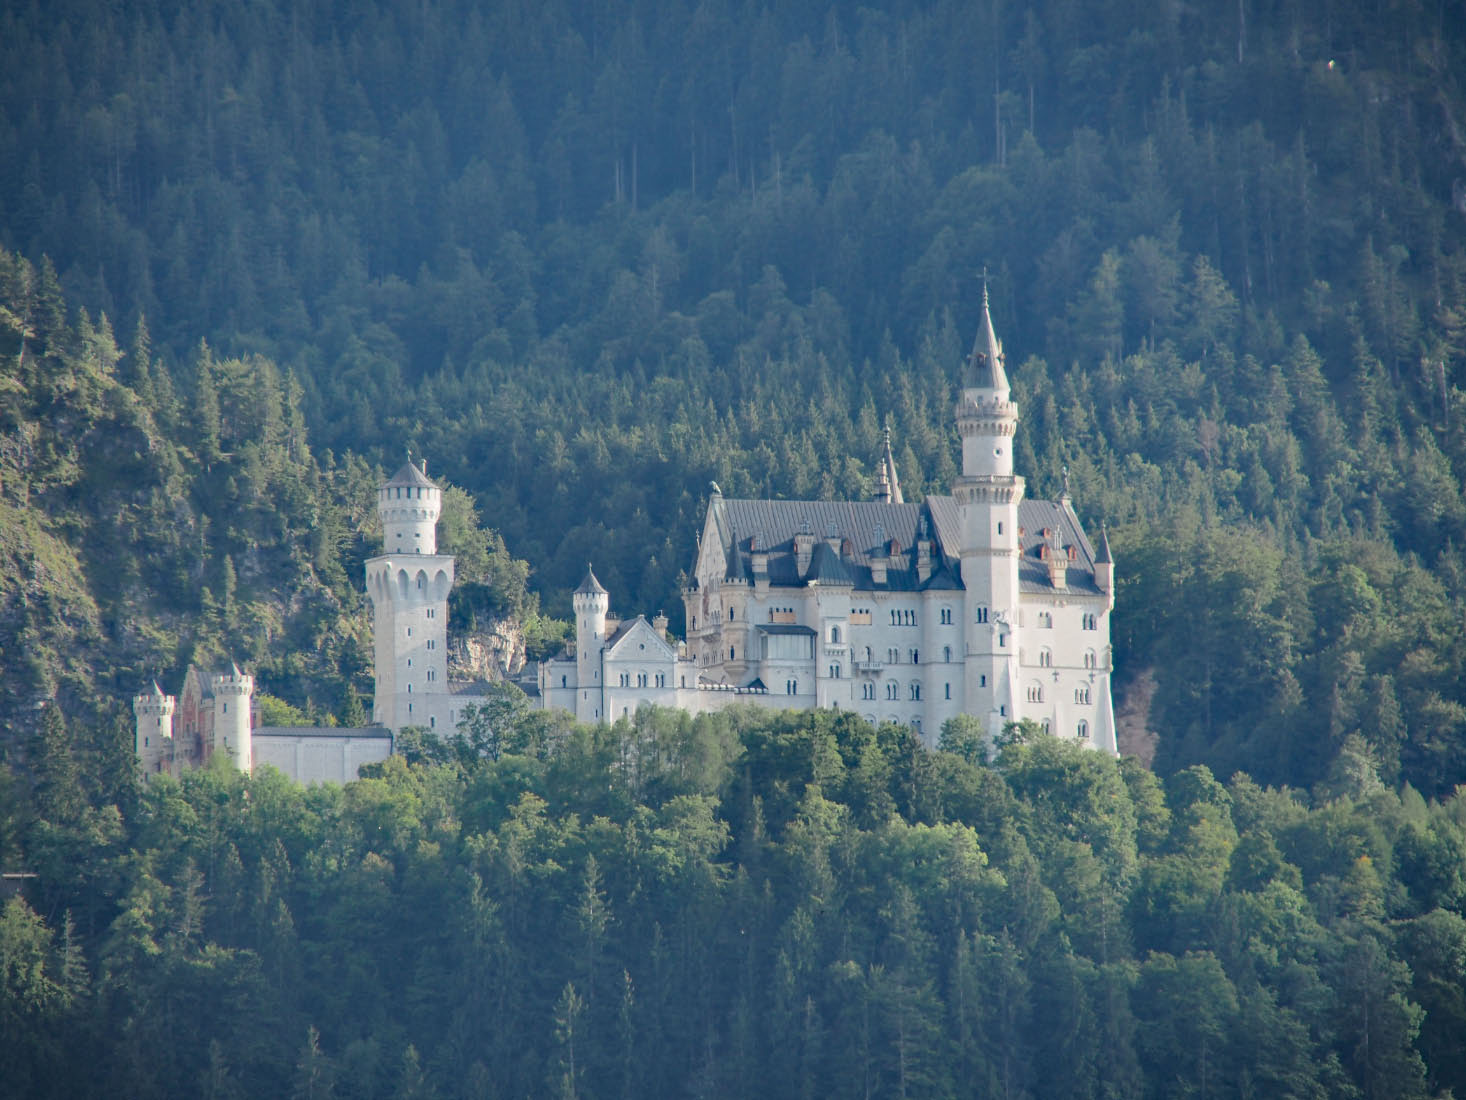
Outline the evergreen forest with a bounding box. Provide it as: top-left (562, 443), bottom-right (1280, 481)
top-left (4, 0), bottom-right (1466, 1094)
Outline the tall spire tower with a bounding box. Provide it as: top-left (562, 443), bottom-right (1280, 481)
top-left (953, 280), bottom-right (1024, 738)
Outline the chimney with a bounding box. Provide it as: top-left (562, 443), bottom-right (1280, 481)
top-left (1043, 527), bottom-right (1068, 589)
top-left (653, 612), bottom-right (669, 640)
top-left (794, 521), bottom-right (815, 577)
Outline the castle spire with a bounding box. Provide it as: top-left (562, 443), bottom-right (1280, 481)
top-left (876, 422), bottom-right (904, 504)
top-left (966, 275), bottom-right (1008, 394)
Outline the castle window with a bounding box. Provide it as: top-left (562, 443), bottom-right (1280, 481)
top-left (145, 737), bottom-right (149, 747)
top-left (407, 627), bottom-right (413, 637)
top-left (943, 645), bottom-right (952, 662)
top-left (407, 659), bottom-right (412, 667)
top-left (407, 684), bottom-right (412, 693)
top-left (862, 683), bottom-right (873, 700)
top-left (830, 626), bottom-right (841, 644)
top-left (1027, 682), bottom-right (1044, 703)
top-left (561, 676), bottom-right (567, 688)
top-left (887, 682), bottom-right (898, 700)
top-left (1077, 720), bottom-right (1089, 740)
top-left (997, 522), bottom-right (1003, 535)
top-left (427, 669), bottom-right (435, 682)
top-left (430, 716), bottom-right (436, 728)
top-left (889, 648), bottom-right (899, 664)
top-left (427, 609), bottom-right (434, 618)
top-left (910, 649), bottom-right (919, 665)
top-left (910, 683), bottom-right (921, 701)
top-left (945, 683), bottom-right (951, 700)
top-left (620, 673), bottom-right (630, 687)
top-left (1075, 685), bottom-right (1091, 705)
top-left (829, 664), bottom-right (842, 679)
top-left (976, 606), bottom-right (988, 624)
top-left (637, 672), bottom-right (648, 688)
top-left (999, 635), bottom-right (1008, 648)
top-left (222, 703), bottom-right (227, 714)
top-left (790, 680), bottom-right (800, 695)
top-left (1041, 719), bottom-right (1051, 734)
top-left (1084, 649), bottom-right (1097, 669)
top-left (999, 705), bottom-right (1006, 716)
top-left (730, 647), bottom-right (736, 661)
top-left (1083, 613), bottom-right (1098, 630)
top-left (408, 703), bottom-right (413, 714)
top-left (1039, 611), bottom-right (1052, 628)
top-left (729, 607), bottom-right (735, 620)
top-left (941, 607), bottom-right (952, 624)
top-left (680, 676), bottom-right (686, 688)
top-left (656, 673), bottom-right (665, 688)
top-left (1039, 648), bottom-right (1052, 668)
top-left (980, 675), bottom-right (987, 687)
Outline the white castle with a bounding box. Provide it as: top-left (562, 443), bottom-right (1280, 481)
top-left (136, 291), bottom-right (1116, 782)
top-left (539, 290), bottom-right (1117, 751)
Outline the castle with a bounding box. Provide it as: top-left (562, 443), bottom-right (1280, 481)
top-left (137, 290), bottom-right (1116, 782)
top-left (538, 290), bottom-right (1117, 751)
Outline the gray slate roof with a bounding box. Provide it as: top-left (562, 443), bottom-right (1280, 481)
top-left (385, 460), bottom-right (437, 489)
top-left (255, 726), bottom-right (392, 739)
top-left (710, 494), bottom-right (1102, 596)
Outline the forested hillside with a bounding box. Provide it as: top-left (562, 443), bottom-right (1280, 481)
top-left (3, 0), bottom-right (1466, 794)
top-left (8, 704), bottom-right (1466, 1098)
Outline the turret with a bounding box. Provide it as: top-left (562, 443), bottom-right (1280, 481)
top-left (1094, 522), bottom-right (1114, 603)
top-left (133, 682), bottom-right (175, 778)
top-left (211, 664), bottom-right (254, 773)
top-left (573, 565), bottom-right (609, 723)
top-left (874, 423), bottom-right (904, 504)
top-left (379, 457), bottom-right (442, 555)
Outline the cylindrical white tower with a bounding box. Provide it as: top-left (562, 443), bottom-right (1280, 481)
top-left (211, 664), bottom-right (254, 773)
top-left (379, 458), bottom-right (443, 555)
top-left (133, 682), bottom-right (176, 779)
top-left (365, 457), bottom-right (456, 733)
top-left (573, 565), bottom-right (609, 724)
top-left (954, 286), bottom-right (1024, 740)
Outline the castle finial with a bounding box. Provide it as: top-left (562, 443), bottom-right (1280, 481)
top-left (1061, 464), bottom-right (1071, 501)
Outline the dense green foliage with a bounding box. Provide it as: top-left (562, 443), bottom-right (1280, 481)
top-left (4, 3), bottom-right (1466, 1090)
top-left (6, 703), bottom-right (1466, 1098)
top-left (4, 0), bottom-right (1466, 795)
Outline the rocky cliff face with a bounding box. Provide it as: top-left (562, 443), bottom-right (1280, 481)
top-left (448, 618), bottom-right (526, 682)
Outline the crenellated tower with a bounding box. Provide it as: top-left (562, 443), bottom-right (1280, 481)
top-left (133, 682), bottom-right (176, 777)
top-left (953, 284), bottom-right (1024, 738)
top-left (365, 458), bottom-right (455, 732)
top-left (211, 664), bottom-right (254, 772)
top-left (572, 565), bottom-right (609, 723)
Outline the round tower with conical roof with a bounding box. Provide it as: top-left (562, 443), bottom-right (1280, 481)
top-left (573, 565), bottom-right (609, 723)
top-left (211, 664), bottom-right (254, 772)
top-left (133, 682), bottom-right (176, 778)
top-left (379, 455), bottom-right (442, 555)
top-left (953, 283), bottom-right (1024, 739)
top-left (365, 458), bottom-right (456, 733)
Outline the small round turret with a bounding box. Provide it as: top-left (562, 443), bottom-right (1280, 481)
top-left (573, 565), bottom-right (609, 723)
top-left (379, 457), bottom-right (442, 555)
top-left (211, 664), bottom-right (254, 773)
top-left (133, 682), bottom-right (175, 775)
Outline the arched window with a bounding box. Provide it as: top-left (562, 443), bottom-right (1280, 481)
top-left (1075, 685), bottom-right (1092, 704)
top-left (1038, 611), bottom-right (1053, 628)
top-left (943, 645), bottom-right (952, 662)
top-left (1084, 649), bottom-right (1097, 669)
top-left (945, 683), bottom-right (951, 700)
top-left (976, 606), bottom-right (989, 624)
top-left (1027, 682), bottom-right (1044, 703)
top-left (729, 606), bottom-right (736, 620)
top-left (862, 683), bottom-right (874, 700)
top-left (1077, 720), bottom-right (1090, 740)
top-left (831, 626), bottom-right (841, 644)
top-left (1083, 613), bottom-right (1098, 630)
top-left (829, 664), bottom-right (842, 679)
top-left (1039, 648), bottom-right (1052, 668)
top-left (909, 682), bottom-right (921, 701)
top-left (887, 682), bottom-right (898, 700)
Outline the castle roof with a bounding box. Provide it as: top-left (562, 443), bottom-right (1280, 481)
top-left (1095, 522), bottom-right (1113, 564)
top-left (965, 284), bottom-right (1008, 393)
top-left (575, 564), bottom-right (609, 596)
top-left (385, 460), bottom-right (437, 489)
top-left (706, 495), bottom-right (1104, 596)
